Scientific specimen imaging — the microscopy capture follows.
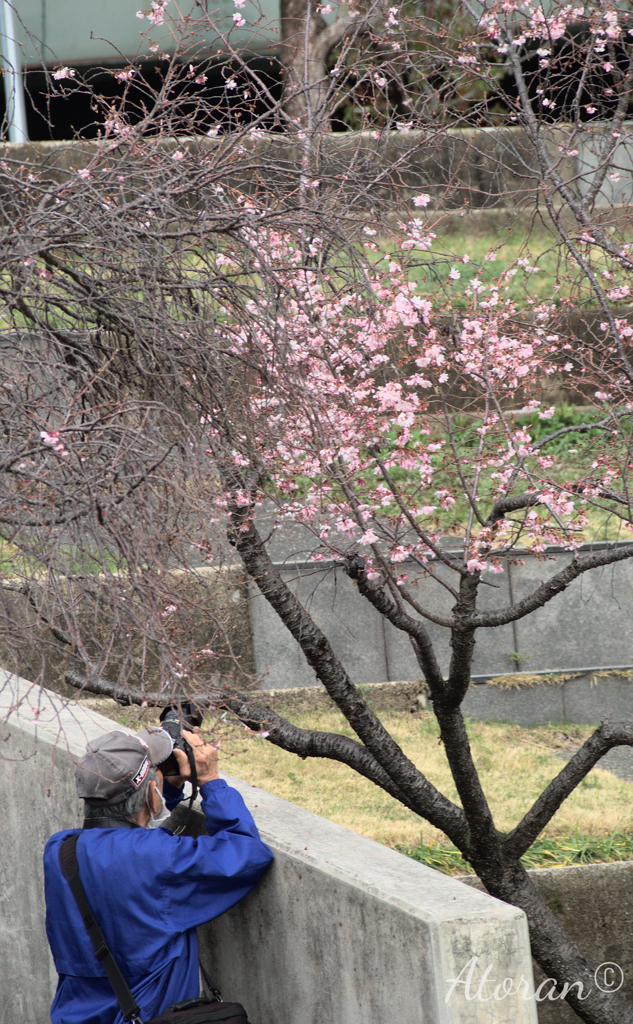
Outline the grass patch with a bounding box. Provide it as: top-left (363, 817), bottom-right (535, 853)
top-left (401, 222), bottom-right (566, 308)
top-left (223, 710), bottom-right (633, 870)
top-left (384, 216), bottom-right (631, 309)
top-left (378, 402), bottom-right (633, 545)
top-left (405, 830), bottom-right (633, 875)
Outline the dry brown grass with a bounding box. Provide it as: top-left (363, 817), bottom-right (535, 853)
top-left (222, 711), bottom-right (633, 850)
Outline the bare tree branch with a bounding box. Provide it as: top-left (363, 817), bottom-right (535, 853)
top-left (505, 722), bottom-right (633, 860)
top-left (469, 544), bottom-right (633, 628)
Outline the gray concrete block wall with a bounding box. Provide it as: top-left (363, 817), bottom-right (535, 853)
top-left (9, 128), bottom-right (632, 216)
top-left (562, 674), bottom-right (633, 724)
top-left (509, 553), bottom-right (633, 672)
top-left (577, 129), bottom-right (633, 208)
top-left (0, 672), bottom-right (537, 1024)
top-left (248, 566), bottom-right (388, 689)
top-left (462, 682), bottom-right (566, 727)
top-left (1, 129), bottom-right (575, 211)
top-left (249, 542), bottom-right (633, 690)
top-left (382, 561), bottom-right (516, 682)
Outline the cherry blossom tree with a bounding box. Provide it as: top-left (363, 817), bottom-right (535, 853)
top-left (2, 1), bottom-right (633, 1020)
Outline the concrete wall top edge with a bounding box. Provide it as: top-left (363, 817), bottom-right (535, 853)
top-left (0, 124), bottom-right (629, 151)
top-left (0, 670), bottom-right (133, 751)
top-left (263, 538), bottom-right (633, 573)
top-left (221, 770), bottom-right (525, 929)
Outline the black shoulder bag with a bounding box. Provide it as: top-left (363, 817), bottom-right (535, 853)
top-left (58, 833), bottom-right (249, 1024)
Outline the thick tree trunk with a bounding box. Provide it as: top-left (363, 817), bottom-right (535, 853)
top-left (278, 0), bottom-right (380, 125)
top-left (477, 860), bottom-right (633, 1024)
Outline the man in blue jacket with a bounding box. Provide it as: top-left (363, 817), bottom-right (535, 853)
top-left (44, 726), bottom-right (273, 1024)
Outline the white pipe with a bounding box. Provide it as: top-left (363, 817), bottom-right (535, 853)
top-left (0, 0), bottom-right (27, 142)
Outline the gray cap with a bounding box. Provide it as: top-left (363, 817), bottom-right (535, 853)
top-left (75, 728), bottom-right (173, 806)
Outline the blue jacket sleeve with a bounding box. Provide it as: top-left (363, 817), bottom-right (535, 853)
top-left (161, 779), bottom-right (273, 932)
top-left (163, 778), bottom-right (185, 811)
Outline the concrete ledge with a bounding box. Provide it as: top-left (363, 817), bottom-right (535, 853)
top-left (463, 672), bottom-right (633, 727)
top-left (199, 783), bottom-right (535, 1024)
top-left (257, 678), bottom-right (426, 716)
top-left (0, 671), bottom-right (536, 1024)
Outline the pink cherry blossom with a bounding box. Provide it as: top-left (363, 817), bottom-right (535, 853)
top-left (360, 529), bottom-right (379, 545)
top-left (147, 1), bottom-right (168, 27)
top-left (40, 430), bottom-right (69, 456)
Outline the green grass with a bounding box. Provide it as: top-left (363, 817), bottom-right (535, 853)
top-left (405, 830), bottom-right (633, 875)
top-left (376, 402), bottom-right (632, 544)
top-left (378, 217), bottom-right (630, 310)
top-left (4, 217), bottom-right (618, 338)
top-left (403, 226), bottom-right (563, 308)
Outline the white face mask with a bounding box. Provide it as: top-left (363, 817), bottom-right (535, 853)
top-left (146, 788), bottom-right (171, 829)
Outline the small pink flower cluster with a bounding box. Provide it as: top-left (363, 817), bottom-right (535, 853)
top-left (40, 430), bottom-right (69, 457)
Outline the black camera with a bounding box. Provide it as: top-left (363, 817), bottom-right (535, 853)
top-left (157, 703), bottom-right (203, 777)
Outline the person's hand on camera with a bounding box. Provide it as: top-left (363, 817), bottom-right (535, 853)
top-left (171, 729), bottom-right (219, 786)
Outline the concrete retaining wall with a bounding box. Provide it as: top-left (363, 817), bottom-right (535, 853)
top-left (0, 128), bottom-right (569, 210)
top-left (2, 535), bottom-right (632, 719)
top-left (0, 560), bottom-right (253, 698)
top-left (463, 672), bottom-right (633, 727)
top-left (5, 538), bottom-right (633, 722)
top-left (249, 535), bottom-right (633, 691)
top-left (231, 673), bottom-right (633, 730)
top-left (2, 127), bottom-right (629, 211)
top-left (0, 671), bottom-right (536, 1024)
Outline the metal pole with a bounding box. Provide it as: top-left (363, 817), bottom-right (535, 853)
top-left (0, 0), bottom-right (27, 142)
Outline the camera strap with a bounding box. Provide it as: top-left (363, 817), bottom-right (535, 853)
top-left (58, 833), bottom-right (144, 1023)
top-left (184, 740), bottom-right (199, 813)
